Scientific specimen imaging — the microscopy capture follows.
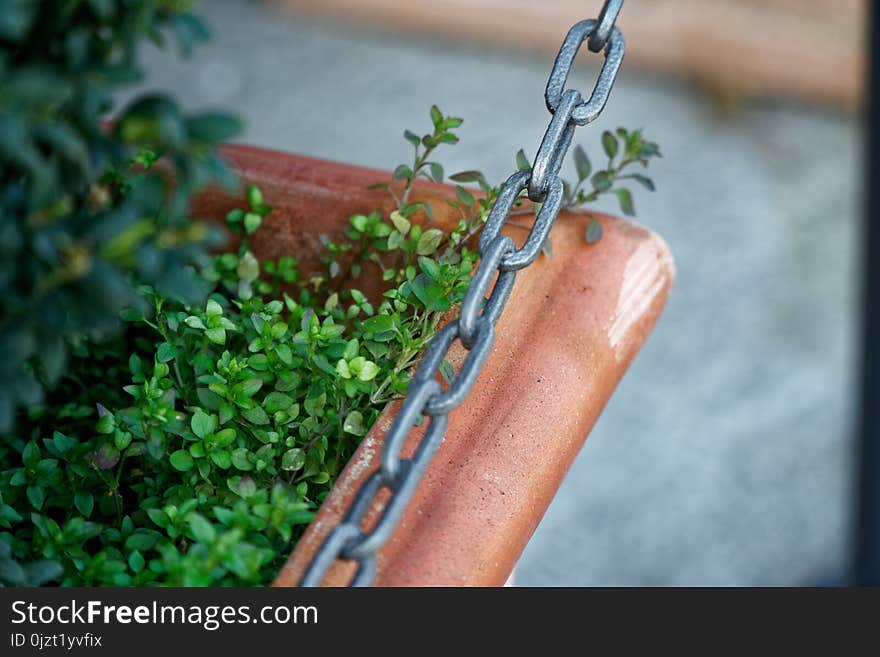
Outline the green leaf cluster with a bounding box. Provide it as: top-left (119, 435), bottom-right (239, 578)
top-left (515, 128), bottom-right (660, 249)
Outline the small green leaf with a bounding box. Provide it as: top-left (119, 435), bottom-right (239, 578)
top-left (205, 327), bottom-right (226, 345)
top-left (439, 360), bottom-right (455, 385)
top-left (94, 443), bottom-right (120, 470)
top-left (24, 560), bottom-right (63, 586)
top-left (455, 185), bottom-right (475, 207)
top-left (206, 299), bottom-right (223, 318)
top-left (515, 148), bottom-right (530, 171)
top-left (585, 217), bottom-right (603, 244)
top-left (146, 508), bottom-right (170, 528)
top-left (388, 231), bottom-right (405, 250)
top-left (410, 273), bottom-right (451, 312)
top-left (114, 431), bottom-right (132, 451)
top-left (418, 256), bottom-right (441, 280)
top-left (128, 550), bottom-right (145, 573)
top-left (591, 171), bottom-right (613, 193)
top-left (247, 184), bottom-right (265, 210)
top-left (0, 558), bottom-right (26, 586)
top-left (336, 358), bottom-right (351, 379)
top-left (393, 164), bottom-right (412, 181)
top-left (22, 441), bottom-right (40, 466)
top-left (449, 170), bottom-right (486, 184)
top-left (629, 174), bottom-right (655, 191)
top-left (74, 491), bottom-right (94, 517)
top-left (170, 450), bottom-right (194, 472)
top-left (281, 448), bottom-right (306, 471)
top-left (639, 142), bottom-right (661, 159)
top-left (602, 130), bottom-right (618, 159)
top-left (404, 129), bottom-right (420, 147)
top-left (241, 406), bottom-right (269, 425)
top-left (616, 188), bottom-right (635, 216)
top-left (304, 393), bottom-right (326, 417)
top-left (156, 342), bottom-right (177, 363)
top-left (343, 338), bottom-right (359, 360)
top-left (96, 413), bottom-right (115, 434)
top-left (214, 428), bottom-right (236, 446)
top-left (120, 307), bottom-right (145, 322)
top-left (210, 450), bottom-right (231, 469)
top-left (417, 228), bottom-right (444, 256)
top-left (129, 354), bottom-right (144, 380)
top-left (187, 112), bottom-right (242, 142)
top-left (363, 315), bottom-right (394, 333)
top-left (350, 214), bottom-right (369, 232)
top-left (573, 144), bottom-right (591, 180)
top-left (389, 210), bottom-right (410, 235)
top-left (238, 378), bottom-right (263, 398)
top-left (237, 250), bottom-right (260, 282)
top-left (343, 410), bottom-right (366, 435)
top-left (357, 361), bottom-right (380, 382)
top-left (219, 403), bottom-right (235, 426)
top-left (188, 513), bottom-right (216, 543)
top-left (232, 476), bottom-right (258, 498)
top-left (429, 161), bottom-right (444, 182)
top-left (125, 531), bottom-right (158, 551)
top-left (421, 202), bottom-right (434, 220)
top-left (430, 105), bottom-right (443, 127)
top-left (191, 410), bottom-right (216, 439)
top-left (49, 431), bottom-right (76, 456)
top-left (264, 392), bottom-right (293, 413)
top-left (0, 504), bottom-right (23, 526)
top-left (26, 485), bottom-right (44, 510)
top-left (275, 344), bottom-right (293, 365)
top-left (244, 212), bottom-right (262, 235)
top-left (232, 448), bottom-right (253, 471)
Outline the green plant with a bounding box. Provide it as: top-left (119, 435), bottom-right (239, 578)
top-left (0, 0), bottom-right (241, 431)
top-left (511, 127), bottom-right (661, 248)
top-left (0, 105), bottom-right (658, 586)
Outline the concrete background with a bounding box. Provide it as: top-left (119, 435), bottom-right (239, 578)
top-left (125, 0), bottom-right (861, 585)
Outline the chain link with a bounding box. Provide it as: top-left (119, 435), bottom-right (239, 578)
top-left (299, 0), bottom-right (626, 587)
top-left (545, 18), bottom-right (625, 127)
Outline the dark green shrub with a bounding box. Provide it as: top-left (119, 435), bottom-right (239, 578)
top-left (0, 0), bottom-right (241, 430)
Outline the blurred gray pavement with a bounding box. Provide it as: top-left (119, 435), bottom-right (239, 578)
top-left (126, 0), bottom-right (861, 585)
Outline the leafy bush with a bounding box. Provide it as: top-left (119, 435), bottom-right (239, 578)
top-left (0, 0), bottom-right (241, 430)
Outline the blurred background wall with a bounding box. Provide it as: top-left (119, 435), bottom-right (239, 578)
top-left (277, 0), bottom-right (865, 111)
top-left (124, 0), bottom-right (864, 584)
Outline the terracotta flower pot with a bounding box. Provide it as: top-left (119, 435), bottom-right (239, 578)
top-left (192, 144), bottom-right (675, 587)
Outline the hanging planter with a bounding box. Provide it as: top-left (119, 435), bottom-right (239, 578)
top-left (191, 143), bottom-right (674, 586)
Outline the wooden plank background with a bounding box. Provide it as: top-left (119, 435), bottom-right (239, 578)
top-left (273, 0), bottom-right (865, 110)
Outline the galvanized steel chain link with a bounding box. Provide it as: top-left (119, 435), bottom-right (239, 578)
top-left (300, 0), bottom-right (625, 586)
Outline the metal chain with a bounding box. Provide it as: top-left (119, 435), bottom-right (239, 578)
top-left (300, 0), bottom-right (625, 587)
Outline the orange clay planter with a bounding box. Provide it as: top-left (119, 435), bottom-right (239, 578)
top-left (192, 144), bottom-right (674, 587)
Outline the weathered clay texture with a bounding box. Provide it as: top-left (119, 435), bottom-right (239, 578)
top-left (192, 144), bottom-right (674, 587)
